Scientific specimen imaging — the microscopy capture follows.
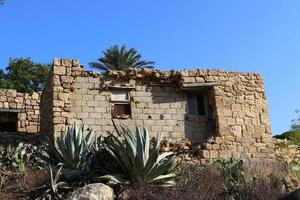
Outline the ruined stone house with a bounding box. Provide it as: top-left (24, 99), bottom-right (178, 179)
top-left (0, 58), bottom-right (275, 161)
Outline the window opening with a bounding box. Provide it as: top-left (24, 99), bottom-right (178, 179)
top-left (110, 90), bottom-right (131, 118)
top-left (187, 94), bottom-right (207, 116)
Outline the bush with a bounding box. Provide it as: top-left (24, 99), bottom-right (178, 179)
top-left (274, 129), bottom-right (300, 144)
top-left (118, 160), bottom-right (288, 200)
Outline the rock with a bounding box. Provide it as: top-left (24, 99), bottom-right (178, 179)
top-left (68, 183), bottom-right (114, 200)
top-left (280, 188), bottom-right (300, 200)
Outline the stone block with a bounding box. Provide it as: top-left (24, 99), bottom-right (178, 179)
top-left (6, 89), bottom-right (16, 97)
top-left (53, 66), bottom-right (66, 75)
top-left (53, 100), bottom-right (64, 107)
top-left (90, 113), bottom-right (102, 119)
top-left (9, 102), bottom-right (16, 109)
top-left (182, 77), bottom-right (196, 83)
top-left (53, 58), bottom-right (61, 65)
top-left (195, 77), bottom-right (205, 82)
top-left (61, 59), bottom-right (73, 67)
top-left (26, 126), bottom-right (38, 133)
top-left (254, 125), bottom-right (265, 133)
top-left (58, 93), bottom-right (69, 101)
top-left (31, 92), bottom-right (39, 100)
top-left (77, 112), bottom-right (89, 119)
top-left (53, 117), bottom-right (66, 124)
top-left (60, 76), bottom-right (74, 84)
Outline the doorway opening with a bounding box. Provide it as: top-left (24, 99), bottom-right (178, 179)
top-left (0, 112), bottom-right (18, 132)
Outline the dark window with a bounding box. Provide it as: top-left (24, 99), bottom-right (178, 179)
top-left (110, 90), bottom-right (131, 118)
top-left (112, 104), bottom-right (131, 118)
top-left (187, 94), bottom-right (206, 116)
top-left (0, 112), bottom-right (18, 132)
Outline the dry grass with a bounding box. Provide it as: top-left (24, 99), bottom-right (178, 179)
top-left (118, 162), bottom-right (288, 200)
top-left (0, 167), bottom-right (49, 200)
top-left (118, 165), bottom-right (225, 200)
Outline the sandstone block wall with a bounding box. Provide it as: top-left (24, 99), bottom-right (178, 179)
top-left (40, 58), bottom-right (274, 161)
top-left (40, 58), bottom-right (82, 140)
top-left (0, 89), bottom-right (40, 133)
top-left (0, 89), bottom-right (40, 145)
top-left (177, 70), bottom-right (274, 160)
top-left (69, 77), bottom-right (214, 142)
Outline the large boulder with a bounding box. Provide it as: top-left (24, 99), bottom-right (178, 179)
top-left (68, 183), bottom-right (114, 200)
top-left (280, 188), bottom-right (300, 200)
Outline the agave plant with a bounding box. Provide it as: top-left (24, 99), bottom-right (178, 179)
top-left (100, 125), bottom-right (179, 186)
top-left (29, 164), bottom-right (72, 200)
top-left (48, 124), bottom-right (97, 170)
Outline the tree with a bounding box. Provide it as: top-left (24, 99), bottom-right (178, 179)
top-left (89, 44), bottom-right (155, 71)
top-left (291, 109), bottom-right (300, 131)
top-left (0, 58), bottom-right (50, 93)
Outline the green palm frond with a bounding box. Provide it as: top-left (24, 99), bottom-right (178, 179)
top-left (89, 44), bottom-right (155, 71)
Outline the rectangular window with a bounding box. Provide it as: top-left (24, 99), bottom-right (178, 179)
top-left (113, 104), bottom-right (132, 117)
top-left (110, 90), bottom-right (131, 118)
top-left (187, 94), bottom-right (207, 116)
top-left (111, 90), bottom-right (129, 101)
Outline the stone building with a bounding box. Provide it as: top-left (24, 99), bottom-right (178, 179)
top-left (37, 58), bottom-right (274, 161)
top-left (0, 58), bottom-right (274, 160)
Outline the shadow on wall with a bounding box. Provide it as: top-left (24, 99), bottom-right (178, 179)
top-left (149, 85), bottom-right (217, 144)
top-left (183, 87), bottom-right (217, 144)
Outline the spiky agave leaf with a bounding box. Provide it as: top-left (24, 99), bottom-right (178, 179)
top-left (99, 125), bottom-right (179, 186)
top-left (53, 123), bottom-right (96, 169)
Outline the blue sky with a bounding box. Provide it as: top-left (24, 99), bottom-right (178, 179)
top-left (0, 0), bottom-right (299, 135)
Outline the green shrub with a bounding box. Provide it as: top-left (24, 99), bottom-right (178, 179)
top-left (274, 129), bottom-right (300, 144)
top-left (0, 143), bottom-right (44, 172)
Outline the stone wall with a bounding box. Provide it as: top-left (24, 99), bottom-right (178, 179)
top-left (40, 58), bottom-right (82, 140)
top-left (177, 70), bottom-right (274, 161)
top-left (68, 76), bottom-right (214, 142)
top-left (40, 58), bottom-right (274, 161)
top-left (0, 89), bottom-right (40, 133)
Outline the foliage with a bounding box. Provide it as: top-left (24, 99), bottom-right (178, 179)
top-left (98, 125), bottom-right (179, 186)
top-left (274, 109), bottom-right (300, 144)
top-left (0, 143), bottom-right (45, 172)
top-left (89, 44), bottom-right (155, 71)
top-left (0, 174), bottom-right (7, 191)
top-left (291, 109), bottom-right (300, 131)
top-left (0, 57), bottom-right (49, 93)
top-left (29, 164), bottom-right (72, 200)
top-left (47, 124), bottom-right (97, 170)
top-left (213, 158), bottom-right (245, 200)
top-left (274, 129), bottom-right (300, 144)
top-left (290, 162), bottom-right (300, 181)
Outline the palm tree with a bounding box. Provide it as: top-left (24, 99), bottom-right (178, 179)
top-left (89, 45), bottom-right (155, 71)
